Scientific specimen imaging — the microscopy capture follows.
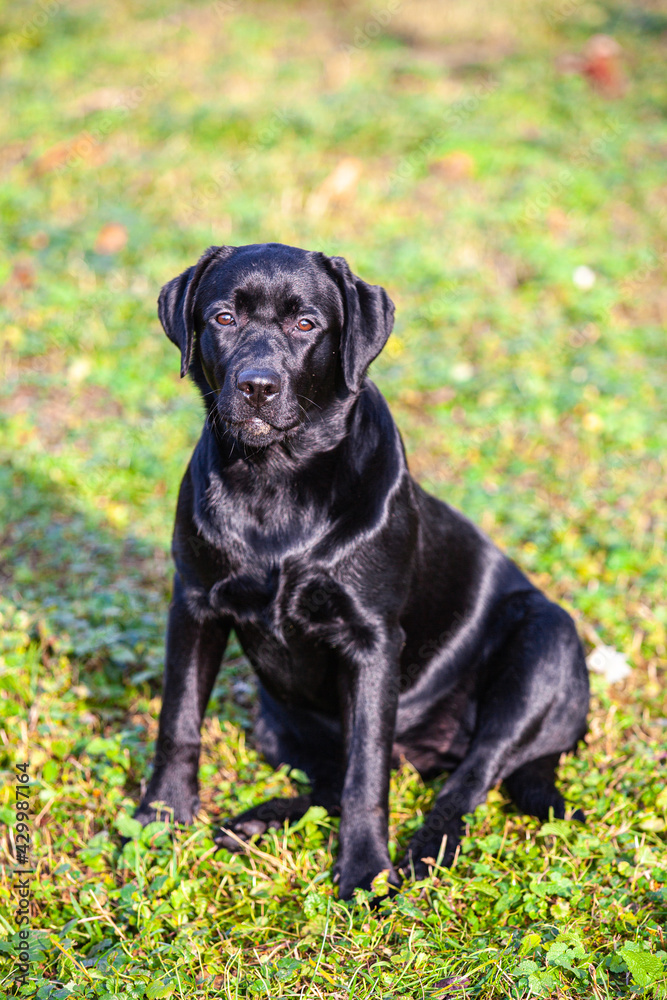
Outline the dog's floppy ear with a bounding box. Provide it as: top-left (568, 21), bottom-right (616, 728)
top-left (326, 255), bottom-right (395, 393)
top-left (158, 245), bottom-right (234, 377)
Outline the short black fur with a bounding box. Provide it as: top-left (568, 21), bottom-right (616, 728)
top-left (136, 242), bottom-right (589, 899)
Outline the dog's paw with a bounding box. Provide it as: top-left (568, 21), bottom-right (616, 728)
top-left (399, 831), bottom-right (460, 882)
top-left (334, 857), bottom-right (401, 902)
top-left (214, 816), bottom-right (280, 851)
top-left (214, 796), bottom-right (312, 851)
top-left (133, 792), bottom-right (198, 830)
top-left (398, 852), bottom-right (433, 882)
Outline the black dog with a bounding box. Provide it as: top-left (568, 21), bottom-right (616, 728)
top-left (135, 242), bottom-right (589, 899)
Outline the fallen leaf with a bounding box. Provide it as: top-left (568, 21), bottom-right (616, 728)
top-left (33, 133), bottom-right (106, 175)
top-left (306, 157), bottom-right (362, 217)
top-left (10, 260), bottom-right (36, 289)
top-left (582, 35), bottom-right (626, 97)
top-left (557, 35), bottom-right (626, 97)
top-left (27, 231), bottom-right (50, 250)
top-left (72, 87), bottom-right (125, 115)
top-left (429, 149), bottom-right (475, 181)
top-left (32, 143), bottom-right (72, 175)
top-left (370, 867), bottom-right (391, 896)
top-left (94, 222), bottom-right (128, 255)
top-left (430, 151), bottom-right (475, 182)
top-left (0, 141), bottom-right (31, 173)
top-left (547, 207), bottom-right (571, 237)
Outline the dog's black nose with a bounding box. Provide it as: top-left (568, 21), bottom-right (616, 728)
top-left (237, 369), bottom-right (281, 408)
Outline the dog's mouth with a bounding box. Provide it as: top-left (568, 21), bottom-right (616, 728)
top-left (220, 414), bottom-right (301, 437)
top-left (243, 417), bottom-right (273, 437)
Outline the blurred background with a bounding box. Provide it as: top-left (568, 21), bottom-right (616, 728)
top-left (1, 0), bottom-right (666, 992)
top-left (2, 0), bottom-right (665, 676)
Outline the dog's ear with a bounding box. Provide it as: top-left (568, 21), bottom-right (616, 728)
top-left (325, 255), bottom-right (395, 393)
top-left (158, 245), bottom-right (234, 377)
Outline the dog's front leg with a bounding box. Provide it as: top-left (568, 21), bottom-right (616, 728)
top-left (334, 623), bottom-right (403, 900)
top-left (135, 573), bottom-right (230, 827)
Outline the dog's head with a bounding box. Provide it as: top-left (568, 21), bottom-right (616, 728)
top-left (158, 243), bottom-right (395, 445)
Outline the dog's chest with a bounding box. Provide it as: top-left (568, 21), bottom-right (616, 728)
top-left (198, 476), bottom-right (370, 686)
top-left (226, 554), bottom-right (345, 711)
top-left (214, 532), bottom-right (358, 709)
top-left (202, 477), bottom-right (320, 567)
top-left (219, 552), bottom-right (348, 634)
top-left (237, 616), bottom-right (338, 710)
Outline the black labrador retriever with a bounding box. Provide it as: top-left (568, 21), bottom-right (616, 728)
top-left (135, 242), bottom-right (589, 899)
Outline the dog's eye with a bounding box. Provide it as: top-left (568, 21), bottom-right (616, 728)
top-left (296, 318), bottom-right (314, 332)
top-left (216, 312), bottom-right (235, 326)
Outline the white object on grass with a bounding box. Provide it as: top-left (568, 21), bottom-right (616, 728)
top-left (573, 265), bottom-right (596, 289)
top-left (587, 644), bottom-right (631, 683)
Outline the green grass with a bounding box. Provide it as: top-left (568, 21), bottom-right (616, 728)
top-left (1, 0), bottom-right (666, 996)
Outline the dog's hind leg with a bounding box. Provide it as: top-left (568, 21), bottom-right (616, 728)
top-left (503, 753), bottom-right (585, 823)
top-left (399, 595), bottom-right (588, 880)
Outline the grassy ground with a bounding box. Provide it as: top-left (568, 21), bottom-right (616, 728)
top-left (1, 0), bottom-right (666, 996)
